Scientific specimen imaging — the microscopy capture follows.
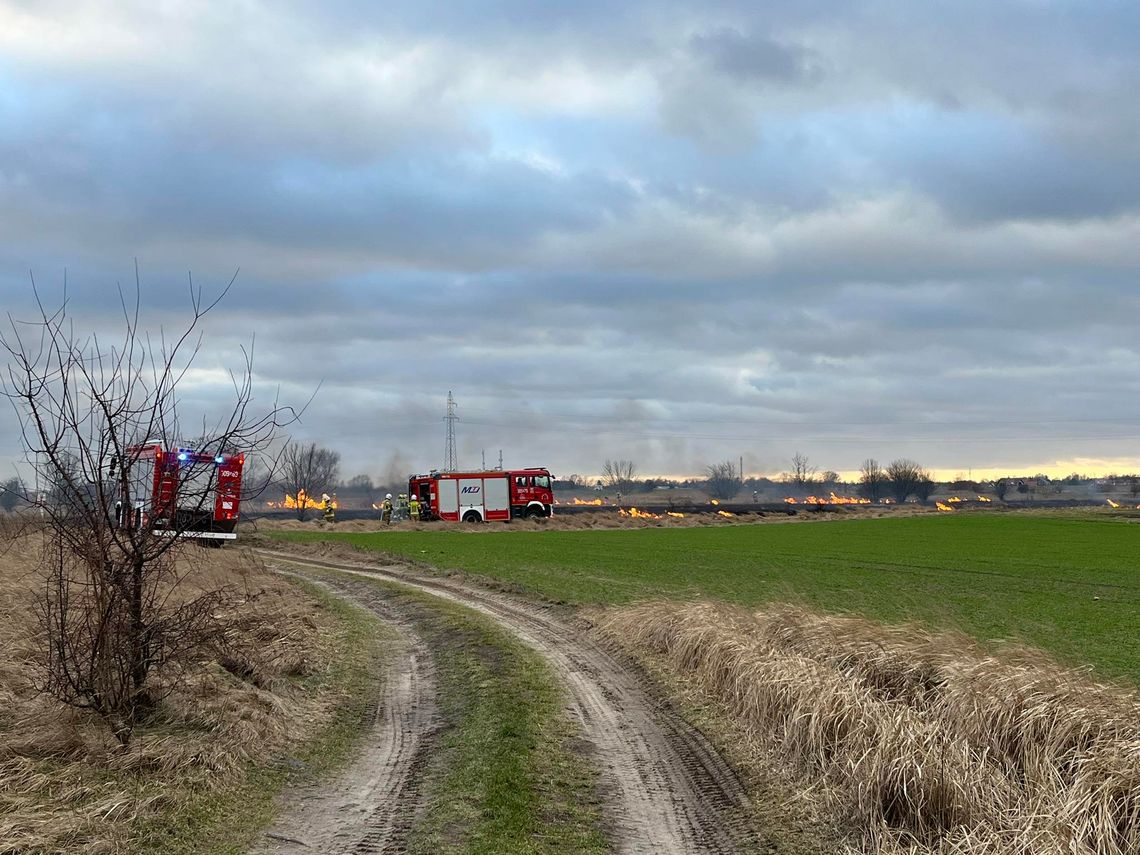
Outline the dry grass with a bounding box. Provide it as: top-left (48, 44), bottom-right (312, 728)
top-left (597, 601), bottom-right (1140, 854)
top-left (245, 506), bottom-right (872, 536)
top-left (0, 529), bottom-right (344, 854)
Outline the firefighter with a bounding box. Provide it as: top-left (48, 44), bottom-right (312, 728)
top-left (322, 493), bottom-right (336, 523)
top-left (409, 494), bottom-right (421, 522)
top-left (380, 493), bottom-right (393, 525)
top-left (396, 493), bottom-right (409, 521)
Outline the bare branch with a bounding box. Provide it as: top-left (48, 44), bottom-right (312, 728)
top-left (1, 275), bottom-right (301, 743)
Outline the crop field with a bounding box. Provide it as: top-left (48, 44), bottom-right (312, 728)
top-left (271, 512), bottom-right (1140, 683)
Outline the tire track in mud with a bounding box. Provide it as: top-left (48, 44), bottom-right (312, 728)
top-left (253, 584), bottom-right (441, 855)
top-left (257, 548), bottom-right (762, 854)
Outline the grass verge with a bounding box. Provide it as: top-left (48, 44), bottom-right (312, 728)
top-left (298, 568), bottom-right (608, 855)
top-left (269, 513), bottom-right (1140, 682)
top-left (597, 600), bottom-right (1140, 854)
top-left (124, 577), bottom-right (391, 854)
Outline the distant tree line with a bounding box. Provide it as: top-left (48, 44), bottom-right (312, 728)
top-left (321, 452), bottom-right (1140, 510)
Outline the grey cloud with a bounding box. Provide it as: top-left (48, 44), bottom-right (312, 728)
top-left (690, 28), bottom-right (822, 85)
top-left (3, 1), bottom-right (1140, 480)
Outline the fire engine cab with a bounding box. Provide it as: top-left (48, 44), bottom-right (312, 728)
top-left (408, 468), bottom-right (554, 523)
top-left (115, 444), bottom-right (245, 542)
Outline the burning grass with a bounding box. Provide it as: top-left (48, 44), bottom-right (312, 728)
top-left (0, 529), bottom-right (385, 854)
top-left (249, 506), bottom-right (860, 536)
top-left (596, 601), bottom-right (1140, 854)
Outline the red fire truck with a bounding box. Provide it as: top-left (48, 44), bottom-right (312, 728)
top-left (117, 444), bottom-right (245, 542)
top-left (408, 468), bottom-right (554, 523)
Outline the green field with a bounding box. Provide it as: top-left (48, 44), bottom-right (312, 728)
top-left (270, 513), bottom-right (1140, 683)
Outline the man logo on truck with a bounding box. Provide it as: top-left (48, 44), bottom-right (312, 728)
top-left (461, 485), bottom-right (481, 494)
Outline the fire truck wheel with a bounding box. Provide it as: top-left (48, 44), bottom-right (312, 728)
top-left (462, 510), bottom-right (483, 524)
top-left (527, 505), bottom-right (547, 519)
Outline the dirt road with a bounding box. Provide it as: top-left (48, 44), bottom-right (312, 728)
top-left (253, 594), bottom-right (441, 854)
top-left (254, 548), bottom-right (761, 854)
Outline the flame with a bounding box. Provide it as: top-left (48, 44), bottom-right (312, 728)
top-left (976, 496), bottom-right (992, 502)
top-left (716, 509), bottom-right (735, 518)
top-left (666, 511), bottom-right (685, 518)
top-left (785, 492), bottom-right (870, 505)
top-left (947, 496), bottom-right (963, 503)
top-left (1106, 498), bottom-right (1121, 508)
top-left (571, 497), bottom-right (604, 505)
top-left (710, 499), bottom-right (720, 505)
top-left (881, 498), bottom-right (895, 504)
top-left (619, 507), bottom-right (662, 519)
top-left (935, 501), bottom-right (954, 512)
top-left (821, 492), bottom-right (870, 505)
top-left (267, 489), bottom-right (337, 510)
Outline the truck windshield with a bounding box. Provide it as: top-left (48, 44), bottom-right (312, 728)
top-left (534, 475), bottom-right (550, 489)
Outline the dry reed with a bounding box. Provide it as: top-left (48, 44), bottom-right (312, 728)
top-left (0, 535), bottom-right (341, 854)
top-left (598, 601), bottom-right (1140, 854)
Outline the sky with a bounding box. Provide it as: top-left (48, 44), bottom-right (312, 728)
top-left (1, 0), bottom-right (1139, 483)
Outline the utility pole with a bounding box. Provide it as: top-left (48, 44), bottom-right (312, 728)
top-left (498, 449), bottom-right (503, 470)
top-left (443, 391), bottom-right (458, 472)
top-left (481, 449), bottom-right (486, 469)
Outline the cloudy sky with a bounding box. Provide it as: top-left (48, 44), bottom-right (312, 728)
top-left (2, 0), bottom-right (1139, 482)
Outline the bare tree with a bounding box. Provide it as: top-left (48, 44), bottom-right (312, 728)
top-left (705, 460), bottom-right (741, 501)
top-left (886, 459), bottom-right (928, 503)
top-left (994, 478), bottom-right (1009, 501)
top-left (278, 442), bottom-right (340, 520)
top-left (784, 452), bottom-right (817, 490)
top-left (1, 278), bottom-right (296, 744)
top-left (857, 459), bottom-right (888, 501)
top-left (601, 459), bottom-right (637, 493)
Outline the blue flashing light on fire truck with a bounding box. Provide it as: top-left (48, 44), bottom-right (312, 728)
top-left (115, 443), bottom-right (245, 542)
top-left (408, 468), bottom-right (554, 523)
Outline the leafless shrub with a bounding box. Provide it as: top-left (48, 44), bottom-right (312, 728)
top-left (1, 276), bottom-right (298, 744)
top-left (705, 460), bottom-right (741, 501)
top-left (0, 539), bottom-right (337, 854)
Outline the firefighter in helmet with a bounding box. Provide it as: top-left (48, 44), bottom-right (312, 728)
top-left (380, 493), bottom-right (393, 525)
top-left (409, 494), bottom-right (421, 522)
top-left (322, 493), bottom-right (336, 523)
top-left (396, 493), bottom-right (409, 521)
